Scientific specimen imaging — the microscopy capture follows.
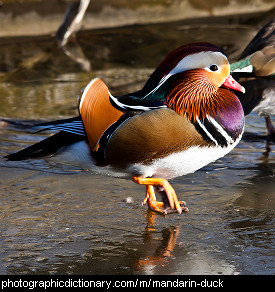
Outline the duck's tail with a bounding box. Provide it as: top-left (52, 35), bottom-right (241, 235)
top-left (6, 129), bottom-right (84, 161)
top-left (6, 116), bottom-right (85, 161)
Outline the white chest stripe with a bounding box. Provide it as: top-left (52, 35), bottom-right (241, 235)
top-left (206, 115), bottom-right (234, 144)
top-left (196, 115), bottom-right (235, 147)
top-left (196, 116), bottom-right (219, 146)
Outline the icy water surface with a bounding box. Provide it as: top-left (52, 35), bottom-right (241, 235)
top-left (0, 17), bottom-right (274, 275)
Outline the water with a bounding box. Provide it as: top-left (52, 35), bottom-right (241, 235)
top-left (0, 15), bottom-right (274, 275)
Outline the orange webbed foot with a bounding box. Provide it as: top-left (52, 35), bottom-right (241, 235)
top-left (132, 176), bottom-right (189, 214)
top-left (142, 185), bottom-right (167, 214)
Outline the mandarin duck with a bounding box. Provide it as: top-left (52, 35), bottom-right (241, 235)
top-left (231, 19), bottom-right (275, 139)
top-left (7, 42), bottom-right (245, 214)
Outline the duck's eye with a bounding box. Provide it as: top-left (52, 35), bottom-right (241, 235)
top-left (209, 64), bottom-right (219, 71)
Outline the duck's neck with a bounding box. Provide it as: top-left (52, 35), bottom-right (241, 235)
top-left (214, 90), bottom-right (245, 141)
top-left (164, 71), bottom-right (245, 143)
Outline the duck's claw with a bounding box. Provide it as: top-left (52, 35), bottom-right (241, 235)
top-left (164, 202), bottom-right (189, 214)
top-left (142, 185), bottom-right (167, 214)
top-left (132, 176), bottom-right (188, 214)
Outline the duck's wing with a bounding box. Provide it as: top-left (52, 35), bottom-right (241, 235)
top-left (250, 46), bottom-right (275, 76)
top-left (79, 77), bottom-right (124, 150)
top-left (6, 77), bottom-right (167, 161)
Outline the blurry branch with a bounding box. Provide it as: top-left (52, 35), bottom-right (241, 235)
top-left (56, 0), bottom-right (91, 72)
top-left (56, 0), bottom-right (90, 47)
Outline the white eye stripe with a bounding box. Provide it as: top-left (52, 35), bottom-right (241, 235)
top-left (135, 51), bottom-right (228, 100)
top-left (170, 51), bottom-right (227, 75)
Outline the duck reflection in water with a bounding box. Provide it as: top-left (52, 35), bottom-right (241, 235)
top-left (135, 211), bottom-right (181, 273)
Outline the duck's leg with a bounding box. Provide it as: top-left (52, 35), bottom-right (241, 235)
top-left (132, 176), bottom-right (188, 214)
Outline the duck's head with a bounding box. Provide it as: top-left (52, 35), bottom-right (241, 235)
top-left (144, 42), bottom-right (245, 96)
top-left (143, 42), bottom-right (245, 122)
